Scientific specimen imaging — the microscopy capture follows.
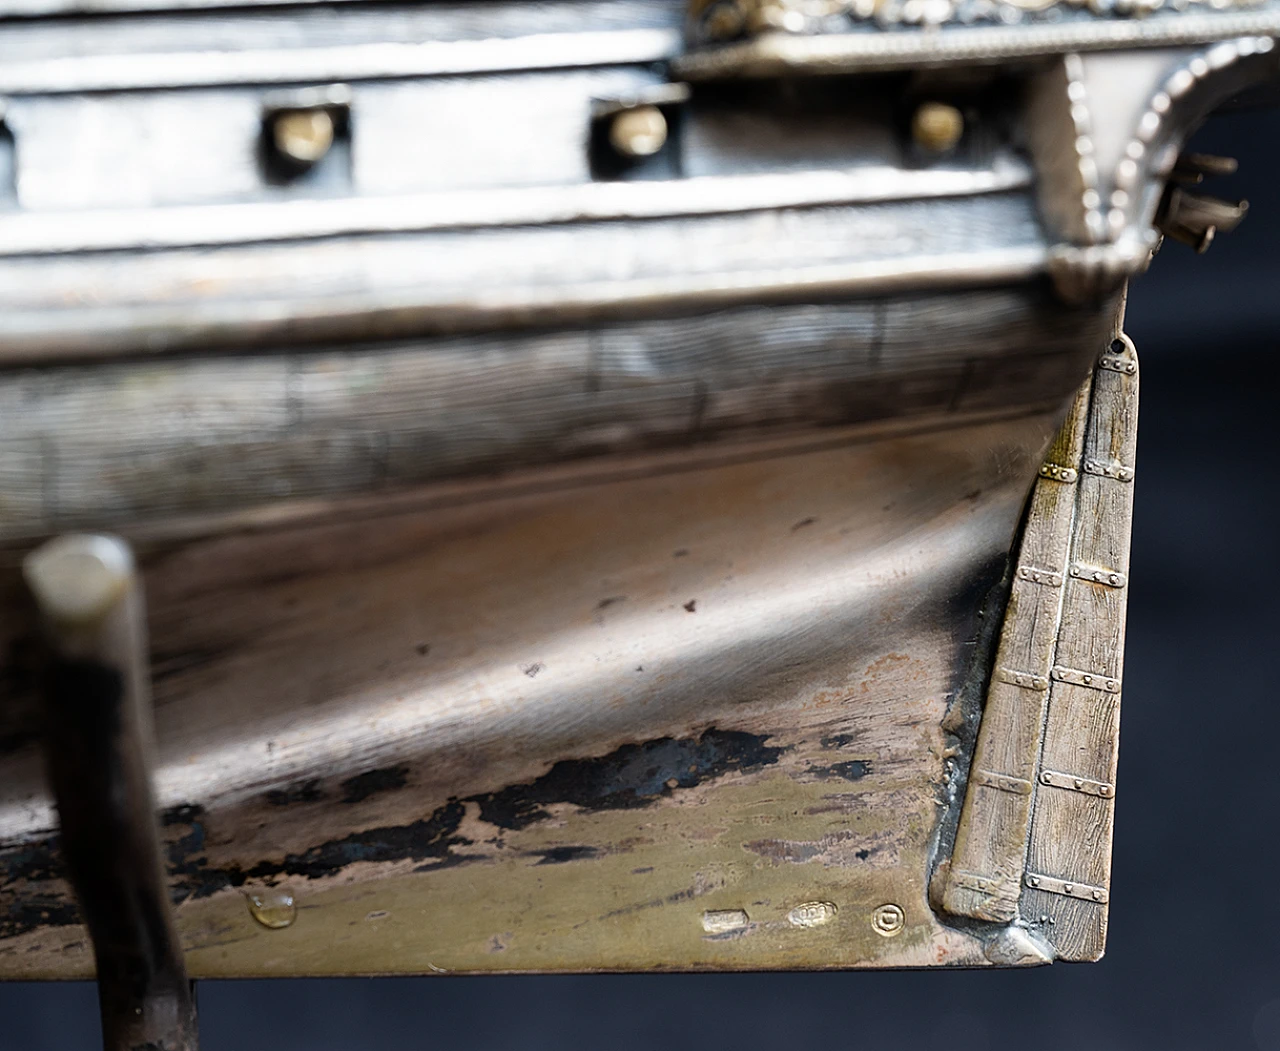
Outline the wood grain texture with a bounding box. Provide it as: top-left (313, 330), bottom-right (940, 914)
top-left (941, 380), bottom-right (1090, 923)
top-left (1022, 333), bottom-right (1137, 960)
top-left (941, 328), bottom-right (1137, 960)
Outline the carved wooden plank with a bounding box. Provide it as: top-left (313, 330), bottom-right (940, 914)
top-left (941, 326), bottom-right (1137, 960)
top-left (940, 377), bottom-right (1090, 922)
top-left (1022, 333), bottom-right (1137, 960)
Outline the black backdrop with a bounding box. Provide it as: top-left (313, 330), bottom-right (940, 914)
top-left (3, 107), bottom-right (1279, 1051)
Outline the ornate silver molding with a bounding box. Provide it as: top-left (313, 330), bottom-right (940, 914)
top-left (688, 0), bottom-right (1271, 45)
top-left (1025, 37), bottom-right (1278, 299)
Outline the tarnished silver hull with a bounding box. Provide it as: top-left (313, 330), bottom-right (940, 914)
top-left (0, 0), bottom-right (1259, 995)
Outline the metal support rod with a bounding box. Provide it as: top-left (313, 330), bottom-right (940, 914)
top-left (23, 535), bottom-right (198, 1051)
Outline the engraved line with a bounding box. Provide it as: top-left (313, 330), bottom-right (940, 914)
top-left (1038, 462), bottom-right (1078, 483)
top-left (1024, 872), bottom-right (1108, 903)
top-left (1039, 769), bottom-right (1114, 798)
top-left (972, 769), bottom-right (1034, 796)
top-left (1082, 457), bottom-right (1135, 482)
top-left (1050, 665), bottom-right (1121, 693)
top-left (1068, 562), bottom-right (1127, 588)
top-left (994, 667), bottom-right (1050, 691)
top-left (1017, 564), bottom-right (1064, 587)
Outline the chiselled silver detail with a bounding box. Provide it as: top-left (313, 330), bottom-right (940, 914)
top-left (1013, 560), bottom-right (1064, 586)
top-left (995, 668), bottom-right (1050, 691)
top-left (1017, 565), bottom-right (1064, 587)
top-left (1024, 872), bottom-right (1109, 903)
top-left (1047, 241), bottom-right (1152, 305)
top-left (1082, 457), bottom-right (1135, 482)
top-left (1062, 53), bottom-right (1106, 245)
top-left (1050, 665), bottom-right (1121, 693)
top-left (972, 770), bottom-right (1034, 795)
top-left (1110, 37), bottom-right (1277, 235)
top-left (950, 870), bottom-right (1019, 896)
top-left (1038, 462), bottom-right (1078, 483)
top-left (688, 0), bottom-right (1274, 45)
top-left (1098, 354), bottom-right (1138, 375)
top-left (677, 13), bottom-right (1280, 80)
top-left (1039, 770), bottom-right (1115, 798)
top-left (1068, 562), bottom-right (1127, 588)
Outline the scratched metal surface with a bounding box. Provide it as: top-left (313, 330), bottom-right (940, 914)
top-left (0, 404), bottom-right (1074, 976)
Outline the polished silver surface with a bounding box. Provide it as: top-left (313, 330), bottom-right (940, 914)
top-left (0, 193), bottom-right (1048, 362)
top-left (0, 161), bottom-right (1031, 256)
top-left (0, 286), bottom-right (1110, 539)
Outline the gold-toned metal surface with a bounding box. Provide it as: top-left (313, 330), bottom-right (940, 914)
top-left (607, 104), bottom-right (669, 157)
top-left (271, 108), bottom-right (335, 167)
top-left (911, 103), bottom-right (965, 154)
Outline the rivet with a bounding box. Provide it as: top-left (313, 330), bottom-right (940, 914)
top-left (609, 106), bottom-right (668, 159)
top-left (271, 109), bottom-right (335, 167)
top-left (1074, 778), bottom-right (1084, 789)
top-left (911, 102), bottom-right (965, 154)
top-left (1092, 890), bottom-right (1104, 901)
top-left (1041, 772), bottom-right (1052, 784)
top-left (1063, 883), bottom-right (1074, 894)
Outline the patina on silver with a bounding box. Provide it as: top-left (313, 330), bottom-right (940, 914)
top-left (0, 0), bottom-right (1270, 1007)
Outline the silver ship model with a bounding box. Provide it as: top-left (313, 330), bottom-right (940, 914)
top-left (0, 0), bottom-right (1270, 1040)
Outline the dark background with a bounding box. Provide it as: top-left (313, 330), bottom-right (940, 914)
top-left (3, 107), bottom-right (1279, 1051)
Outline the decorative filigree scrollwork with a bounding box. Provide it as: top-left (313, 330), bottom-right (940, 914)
top-left (688, 0), bottom-right (1268, 45)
